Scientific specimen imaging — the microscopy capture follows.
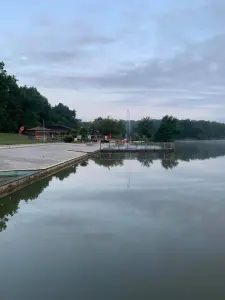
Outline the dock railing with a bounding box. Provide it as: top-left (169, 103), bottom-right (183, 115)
top-left (100, 141), bottom-right (175, 151)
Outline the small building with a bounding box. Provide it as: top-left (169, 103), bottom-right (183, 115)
top-left (27, 127), bottom-right (51, 141)
top-left (47, 125), bottom-right (72, 138)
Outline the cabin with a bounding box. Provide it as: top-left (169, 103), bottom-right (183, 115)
top-left (26, 125), bottom-right (73, 141)
top-left (27, 127), bottom-right (51, 141)
top-left (47, 125), bottom-right (72, 139)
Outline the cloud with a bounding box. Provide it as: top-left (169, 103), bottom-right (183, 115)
top-left (34, 33), bottom-right (225, 89)
top-left (5, 15), bottom-right (116, 71)
top-left (17, 30), bottom-right (225, 120)
top-left (2, 0), bottom-right (225, 121)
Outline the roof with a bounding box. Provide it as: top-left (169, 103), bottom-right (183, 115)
top-left (27, 127), bottom-right (51, 131)
top-left (47, 125), bottom-right (72, 130)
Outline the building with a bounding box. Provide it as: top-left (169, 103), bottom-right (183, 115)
top-left (27, 127), bottom-right (51, 141)
top-left (47, 125), bottom-right (72, 138)
top-left (26, 125), bottom-right (73, 141)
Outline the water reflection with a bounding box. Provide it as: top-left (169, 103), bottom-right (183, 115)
top-left (93, 140), bottom-right (225, 169)
top-left (79, 160), bottom-right (89, 167)
top-left (1, 141), bottom-right (225, 233)
top-left (0, 166), bottom-right (77, 232)
top-left (92, 152), bottom-right (178, 170)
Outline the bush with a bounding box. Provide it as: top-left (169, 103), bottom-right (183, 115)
top-left (63, 134), bottom-right (73, 143)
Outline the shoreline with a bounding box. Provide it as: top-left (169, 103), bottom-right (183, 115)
top-left (0, 150), bottom-right (99, 198)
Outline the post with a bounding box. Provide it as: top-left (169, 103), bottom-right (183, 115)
top-left (43, 119), bottom-right (46, 143)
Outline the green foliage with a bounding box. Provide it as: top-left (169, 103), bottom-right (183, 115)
top-left (0, 62), bottom-right (79, 133)
top-left (136, 117), bottom-right (154, 139)
top-left (154, 115), bottom-right (179, 142)
top-left (0, 133), bottom-right (38, 145)
top-left (79, 127), bottom-right (88, 136)
top-left (130, 118), bottom-right (225, 141)
top-left (81, 117), bottom-right (125, 137)
top-left (63, 134), bottom-right (73, 143)
top-left (71, 129), bottom-right (79, 137)
top-left (132, 132), bottom-right (141, 140)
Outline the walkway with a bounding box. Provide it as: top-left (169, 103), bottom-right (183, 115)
top-left (0, 143), bottom-right (100, 171)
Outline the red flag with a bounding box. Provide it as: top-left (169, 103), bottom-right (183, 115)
top-left (18, 126), bottom-right (24, 135)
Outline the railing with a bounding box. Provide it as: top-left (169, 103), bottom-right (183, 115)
top-left (100, 141), bottom-right (175, 151)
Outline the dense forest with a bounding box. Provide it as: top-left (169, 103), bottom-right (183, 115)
top-left (0, 62), bottom-right (79, 132)
top-left (1, 61), bottom-right (225, 141)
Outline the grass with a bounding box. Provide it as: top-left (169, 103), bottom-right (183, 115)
top-left (0, 133), bottom-right (39, 145)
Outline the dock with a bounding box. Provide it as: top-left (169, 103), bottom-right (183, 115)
top-left (100, 141), bottom-right (175, 152)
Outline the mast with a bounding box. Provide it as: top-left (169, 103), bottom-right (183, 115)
top-left (126, 109), bottom-right (131, 143)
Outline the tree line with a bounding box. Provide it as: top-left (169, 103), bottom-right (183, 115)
top-left (131, 117), bottom-right (225, 141)
top-left (82, 115), bottom-right (225, 142)
top-left (81, 116), bottom-right (176, 141)
top-left (0, 62), bottom-right (79, 132)
top-left (1, 61), bottom-right (225, 141)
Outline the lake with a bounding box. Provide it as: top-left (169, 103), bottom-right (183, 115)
top-left (1, 141), bottom-right (225, 300)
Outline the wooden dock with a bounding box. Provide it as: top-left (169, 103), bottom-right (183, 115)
top-left (100, 141), bottom-right (175, 152)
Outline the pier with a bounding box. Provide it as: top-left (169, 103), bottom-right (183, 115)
top-left (100, 141), bottom-right (175, 152)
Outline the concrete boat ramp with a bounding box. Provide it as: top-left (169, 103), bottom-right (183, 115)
top-left (0, 143), bottom-right (100, 197)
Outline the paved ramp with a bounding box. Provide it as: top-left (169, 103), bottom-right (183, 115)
top-left (0, 143), bottom-right (100, 171)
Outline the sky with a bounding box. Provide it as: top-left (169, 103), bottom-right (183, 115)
top-left (1, 0), bottom-right (225, 121)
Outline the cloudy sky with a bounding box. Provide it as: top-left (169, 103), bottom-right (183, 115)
top-left (1, 0), bottom-right (225, 121)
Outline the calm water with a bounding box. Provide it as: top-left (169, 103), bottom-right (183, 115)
top-left (1, 141), bottom-right (225, 299)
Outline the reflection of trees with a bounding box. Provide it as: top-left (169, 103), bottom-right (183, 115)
top-left (54, 166), bottom-right (77, 181)
top-left (161, 159), bottom-right (179, 170)
top-left (79, 160), bottom-right (89, 167)
top-left (0, 167), bottom-right (76, 232)
top-left (139, 159), bottom-right (153, 168)
top-left (0, 177), bottom-right (51, 232)
top-left (93, 152), bottom-right (178, 169)
top-left (92, 153), bottom-right (124, 168)
top-left (133, 153), bottom-right (153, 168)
top-left (95, 141), bottom-right (225, 170)
top-left (175, 141), bottom-right (225, 161)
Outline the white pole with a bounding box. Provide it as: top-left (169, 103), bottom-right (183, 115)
top-left (43, 119), bottom-right (45, 143)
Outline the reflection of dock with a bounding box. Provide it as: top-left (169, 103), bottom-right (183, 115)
top-left (96, 151), bottom-right (179, 170)
top-left (98, 151), bottom-right (175, 161)
top-left (100, 141), bottom-right (175, 152)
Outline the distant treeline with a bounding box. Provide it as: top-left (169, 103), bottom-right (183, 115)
top-left (130, 118), bottom-right (225, 141)
top-left (82, 117), bottom-right (225, 141)
top-left (0, 62), bottom-right (79, 132)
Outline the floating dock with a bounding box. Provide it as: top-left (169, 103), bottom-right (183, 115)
top-left (100, 142), bottom-right (175, 152)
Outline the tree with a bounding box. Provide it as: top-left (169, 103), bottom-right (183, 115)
top-left (87, 117), bottom-right (125, 137)
top-left (136, 117), bottom-right (154, 139)
top-left (79, 127), bottom-right (88, 136)
top-left (0, 61), bottom-right (79, 133)
top-left (154, 115), bottom-right (179, 142)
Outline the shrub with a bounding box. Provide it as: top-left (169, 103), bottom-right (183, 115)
top-left (63, 134), bottom-right (73, 143)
